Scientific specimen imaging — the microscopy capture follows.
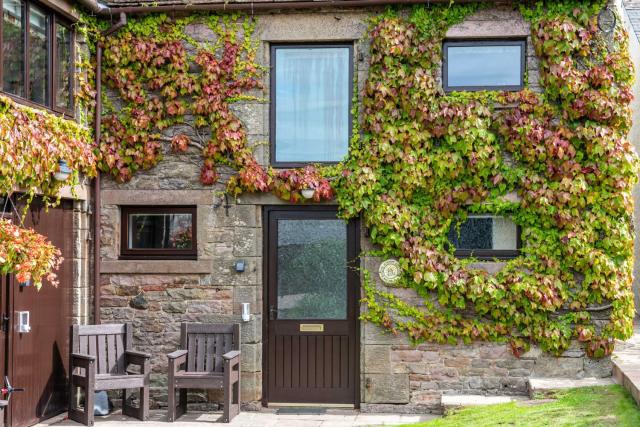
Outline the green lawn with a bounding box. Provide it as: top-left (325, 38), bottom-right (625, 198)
top-left (405, 386), bottom-right (640, 427)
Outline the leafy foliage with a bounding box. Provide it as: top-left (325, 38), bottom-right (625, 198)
top-left (0, 95), bottom-right (96, 205)
top-left (93, 1), bottom-right (637, 356)
top-left (0, 218), bottom-right (63, 289)
top-left (334, 1), bottom-right (638, 357)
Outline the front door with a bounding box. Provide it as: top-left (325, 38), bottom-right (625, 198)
top-left (1, 197), bottom-right (73, 426)
top-left (264, 206), bottom-right (359, 405)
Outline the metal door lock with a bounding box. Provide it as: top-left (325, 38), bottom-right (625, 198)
top-left (16, 311), bottom-right (30, 333)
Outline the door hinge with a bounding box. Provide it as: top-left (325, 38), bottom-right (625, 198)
top-left (1, 314), bottom-right (9, 332)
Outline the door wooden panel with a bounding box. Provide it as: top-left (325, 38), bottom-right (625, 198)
top-left (264, 207), bottom-right (359, 405)
top-left (4, 199), bottom-right (73, 426)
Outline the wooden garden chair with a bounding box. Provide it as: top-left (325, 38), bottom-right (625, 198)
top-left (167, 323), bottom-right (241, 422)
top-left (69, 323), bottom-right (151, 426)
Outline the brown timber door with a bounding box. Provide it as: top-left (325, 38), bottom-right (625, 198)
top-left (264, 206), bottom-right (359, 405)
top-left (1, 198), bottom-right (73, 426)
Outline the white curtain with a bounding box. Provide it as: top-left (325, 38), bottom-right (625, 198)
top-left (275, 47), bottom-right (350, 162)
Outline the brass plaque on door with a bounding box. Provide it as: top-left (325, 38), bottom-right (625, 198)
top-left (300, 324), bottom-right (324, 332)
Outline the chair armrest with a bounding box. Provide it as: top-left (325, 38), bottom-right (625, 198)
top-left (71, 353), bottom-right (95, 369)
top-left (223, 350), bottom-right (240, 361)
top-left (168, 349), bottom-right (188, 360)
top-left (125, 350), bottom-right (151, 372)
top-left (125, 349), bottom-right (151, 359)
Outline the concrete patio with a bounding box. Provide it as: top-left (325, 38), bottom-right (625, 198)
top-left (40, 410), bottom-right (438, 427)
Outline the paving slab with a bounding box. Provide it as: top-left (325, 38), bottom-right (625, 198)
top-left (613, 319), bottom-right (640, 406)
top-left (441, 394), bottom-right (519, 409)
top-left (39, 410), bottom-right (438, 427)
top-left (528, 377), bottom-right (614, 398)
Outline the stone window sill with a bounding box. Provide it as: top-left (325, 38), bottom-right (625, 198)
top-left (101, 259), bottom-right (212, 274)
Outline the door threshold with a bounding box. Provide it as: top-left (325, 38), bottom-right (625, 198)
top-left (268, 402), bottom-right (355, 409)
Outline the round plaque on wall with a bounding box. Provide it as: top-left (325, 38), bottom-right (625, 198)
top-left (379, 259), bottom-right (401, 285)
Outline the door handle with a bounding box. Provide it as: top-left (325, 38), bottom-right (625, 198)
top-left (269, 306), bottom-right (278, 320)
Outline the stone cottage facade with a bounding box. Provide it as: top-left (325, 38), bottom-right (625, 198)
top-left (88, 0), bottom-right (640, 414)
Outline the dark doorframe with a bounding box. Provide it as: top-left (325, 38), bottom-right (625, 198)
top-left (262, 205), bottom-right (360, 407)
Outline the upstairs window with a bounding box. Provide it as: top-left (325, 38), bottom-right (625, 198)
top-left (1, 0), bottom-right (74, 113)
top-left (443, 40), bottom-right (525, 91)
top-left (271, 44), bottom-right (352, 167)
top-left (448, 215), bottom-right (520, 259)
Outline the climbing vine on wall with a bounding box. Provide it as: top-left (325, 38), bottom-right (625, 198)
top-left (335, 0), bottom-right (638, 357)
top-left (95, 1), bottom-right (637, 356)
top-left (97, 14), bottom-right (335, 202)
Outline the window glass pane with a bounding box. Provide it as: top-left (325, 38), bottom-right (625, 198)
top-left (275, 47), bottom-right (350, 163)
top-left (55, 23), bottom-right (71, 109)
top-left (128, 213), bottom-right (193, 250)
top-left (448, 216), bottom-right (517, 251)
top-left (446, 43), bottom-right (522, 88)
top-left (277, 219), bottom-right (347, 319)
top-left (28, 4), bottom-right (49, 105)
top-left (2, 0), bottom-right (24, 96)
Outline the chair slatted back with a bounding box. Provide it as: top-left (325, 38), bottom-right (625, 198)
top-left (180, 323), bottom-right (239, 373)
top-left (71, 323), bottom-right (131, 375)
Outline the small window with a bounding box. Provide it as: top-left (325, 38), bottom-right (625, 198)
top-left (120, 206), bottom-right (197, 260)
top-left (271, 44), bottom-right (352, 167)
top-left (448, 215), bottom-right (520, 259)
top-left (443, 40), bottom-right (525, 91)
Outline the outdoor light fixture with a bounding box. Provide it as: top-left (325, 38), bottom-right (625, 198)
top-left (241, 303), bottom-right (251, 322)
top-left (598, 6), bottom-right (616, 33)
top-left (235, 259), bottom-right (246, 273)
top-left (53, 160), bottom-right (72, 182)
top-left (301, 188), bottom-right (315, 199)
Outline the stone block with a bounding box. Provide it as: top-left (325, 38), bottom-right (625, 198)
top-left (364, 374), bottom-right (410, 404)
top-left (532, 357), bottom-right (584, 378)
top-left (583, 357), bottom-right (612, 378)
top-left (241, 343), bottom-right (262, 373)
top-left (241, 371), bottom-right (262, 402)
top-left (364, 345), bottom-right (392, 373)
top-left (363, 322), bottom-right (409, 345)
top-left (233, 227), bottom-right (260, 257)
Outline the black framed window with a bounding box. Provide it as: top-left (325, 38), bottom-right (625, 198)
top-left (0, 0), bottom-right (74, 114)
top-left (271, 44), bottom-right (353, 167)
top-left (448, 215), bottom-right (520, 259)
top-left (443, 40), bottom-right (525, 92)
top-left (120, 206), bottom-right (197, 260)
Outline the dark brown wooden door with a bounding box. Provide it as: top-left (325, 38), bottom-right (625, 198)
top-left (2, 198), bottom-right (73, 426)
top-left (264, 207), bottom-right (359, 405)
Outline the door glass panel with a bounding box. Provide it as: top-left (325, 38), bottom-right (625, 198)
top-left (277, 219), bottom-right (347, 319)
top-left (2, 0), bottom-right (24, 97)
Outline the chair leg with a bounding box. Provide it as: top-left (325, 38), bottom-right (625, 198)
top-left (85, 386), bottom-right (95, 426)
top-left (140, 386), bottom-right (149, 421)
top-left (223, 383), bottom-right (230, 423)
top-left (167, 383), bottom-right (176, 422)
top-left (178, 389), bottom-right (187, 419)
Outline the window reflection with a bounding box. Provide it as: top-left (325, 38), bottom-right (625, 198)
top-left (274, 46), bottom-right (351, 163)
top-left (28, 4), bottom-right (49, 105)
top-left (445, 42), bottom-right (523, 90)
top-left (2, 0), bottom-right (24, 97)
top-left (448, 216), bottom-right (518, 251)
top-left (128, 213), bottom-right (193, 250)
top-left (56, 24), bottom-right (71, 110)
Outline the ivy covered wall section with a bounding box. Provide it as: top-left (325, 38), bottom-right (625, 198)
top-left (336, 1), bottom-right (638, 358)
top-left (93, 0), bottom-right (638, 358)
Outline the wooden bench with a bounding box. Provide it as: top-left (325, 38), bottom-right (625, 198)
top-left (167, 323), bottom-right (241, 422)
top-left (69, 323), bottom-right (151, 426)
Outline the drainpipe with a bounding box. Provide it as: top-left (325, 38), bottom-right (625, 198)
top-left (80, 0), bottom-right (477, 15)
top-left (93, 12), bottom-right (127, 325)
